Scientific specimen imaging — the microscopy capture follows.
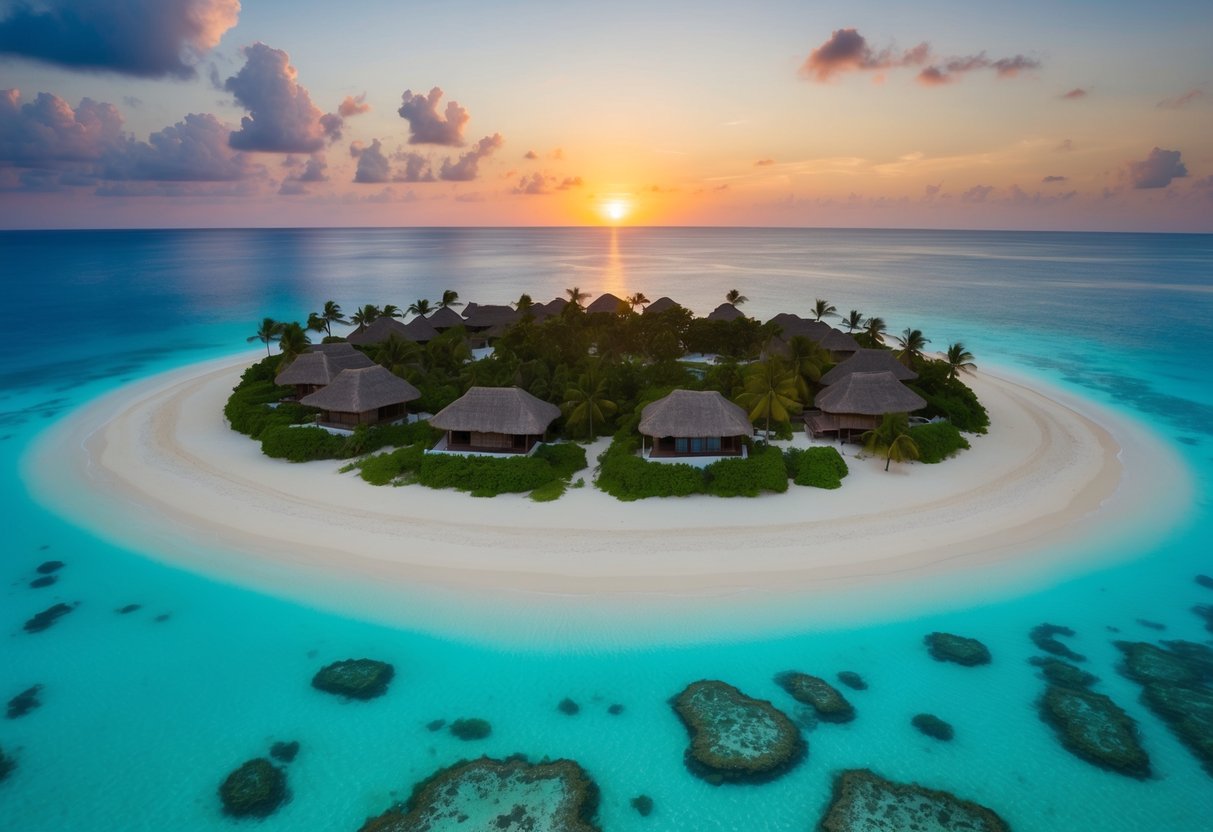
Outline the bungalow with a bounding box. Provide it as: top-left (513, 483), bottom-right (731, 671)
top-left (462, 304), bottom-right (520, 346)
top-left (706, 302), bottom-right (745, 322)
top-left (644, 296), bottom-right (683, 315)
top-left (346, 316), bottom-right (437, 346)
top-left (816, 328), bottom-right (861, 362)
top-left (639, 389), bottom-right (752, 460)
top-left (806, 370), bottom-right (927, 440)
top-left (274, 348), bottom-right (374, 399)
top-left (819, 348), bottom-right (918, 385)
top-left (426, 306), bottom-right (466, 331)
top-left (585, 293), bottom-right (628, 315)
top-left (298, 365), bottom-right (421, 428)
top-left (429, 386), bottom-right (560, 454)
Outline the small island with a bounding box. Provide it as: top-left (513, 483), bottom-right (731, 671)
top-left (230, 290), bottom-right (984, 501)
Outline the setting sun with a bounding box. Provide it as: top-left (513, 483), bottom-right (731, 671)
top-left (602, 200), bottom-right (630, 223)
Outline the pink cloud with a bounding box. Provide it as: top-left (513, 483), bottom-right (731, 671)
top-left (1060, 88), bottom-right (1088, 100)
top-left (338, 94), bottom-right (370, 118)
top-left (397, 87), bottom-right (469, 146)
top-left (1156, 89), bottom-right (1205, 110)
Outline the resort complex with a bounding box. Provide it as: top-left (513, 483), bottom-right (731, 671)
top-left (234, 289), bottom-right (983, 499)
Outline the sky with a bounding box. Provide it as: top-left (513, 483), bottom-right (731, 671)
top-left (0, 0), bottom-right (1210, 231)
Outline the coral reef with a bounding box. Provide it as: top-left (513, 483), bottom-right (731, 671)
top-left (0, 746), bottom-right (14, 783)
top-left (1030, 657), bottom-right (1098, 689)
top-left (818, 769), bottom-right (1009, 832)
top-left (1116, 640), bottom-right (1213, 776)
top-left (115, 604), bottom-right (141, 615)
top-left (6, 685), bottom-right (43, 719)
top-left (35, 561), bottom-right (64, 575)
top-left (671, 680), bottom-right (804, 784)
top-left (449, 718), bottom-right (492, 740)
top-left (836, 671), bottom-right (867, 691)
top-left (1030, 623), bottom-right (1085, 662)
top-left (23, 602), bottom-right (77, 633)
top-left (558, 698), bottom-right (580, 715)
top-left (28, 576), bottom-right (56, 589)
top-left (1115, 641), bottom-right (1201, 686)
top-left (1038, 684), bottom-right (1150, 778)
top-left (357, 755), bottom-right (601, 832)
top-left (218, 758), bottom-right (287, 817)
top-left (1195, 574), bottom-right (1213, 590)
top-left (911, 713), bottom-right (954, 741)
top-left (924, 632), bottom-right (991, 666)
top-left (774, 672), bottom-right (855, 722)
top-left (630, 795), bottom-right (654, 816)
top-left (607, 704), bottom-right (625, 715)
top-left (311, 659), bottom-right (395, 700)
top-left (270, 741), bottom-right (300, 763)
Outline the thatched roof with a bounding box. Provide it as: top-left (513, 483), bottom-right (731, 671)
top-left (463, 304), bottom-right (519, 329)
top-left (814, 371), bottom-right (926, 416)
top-left (644, 296), bottom-right (682, 314)
top-left (706, 302), bottom-right (745, 322)
top-left (401, 315), bottom-right (439, 343)
top-left (820, 349), bottom-right (917, 385)
top-left (347, 317), bottom-right (412, 346)
top-left (766, 314), bottom-right (831, 340)
top-left (429, 386), bottom-right (560, 434)
top-left (818, 328), bottom-right (860, 354)
top-left (427, 306), bottom-right (466, 330)
top-left (307, 342), bottom-right (357, 355)
top-left (276, 349), bottom-right (376, 387)
top-left (299, 366), bottom-right (421, 413)
top-left (639, 389), bottom-right (752, 438)
top-left (586, 292), bottom-right (627, 314)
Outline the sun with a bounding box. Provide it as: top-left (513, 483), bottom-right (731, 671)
top-left (602, 199), bottom-right (630, 223)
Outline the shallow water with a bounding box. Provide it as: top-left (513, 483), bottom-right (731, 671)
top-left (1, 228), bottom-right (1212, 830)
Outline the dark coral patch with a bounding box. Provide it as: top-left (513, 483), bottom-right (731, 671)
top-left (1038, 684), bottom-right (1150, 779)
top-left (924, 632), bottom-right (991, 666)
top-left (911, 713), bottom-right (954, 741)
top-left (312, 659), bottom-right (395, 700)
top-left (819, 769), bottom-right (1009, 832)
top-left (6, 685), bottom-right (42, 719)
top-left (1030, 623), bottom-right (1085, 662)
top-left (23, 602), bottom-right (77, 633)
top-left (218, 758), bottom-right (287, 817)
top-left (775, 672), bottom-right (855, 722)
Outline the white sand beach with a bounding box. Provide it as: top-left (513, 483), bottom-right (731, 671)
top-left (25, 353), bottom-right (1191, 605)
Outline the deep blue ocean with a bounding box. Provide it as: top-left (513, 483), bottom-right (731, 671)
top-left (1, 228), bottom-right (1211, 830)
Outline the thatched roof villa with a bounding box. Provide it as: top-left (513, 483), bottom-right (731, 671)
top-left (426, 306), bottom-right (466, 331)
top-left (706, 302), bottom-right (745, 322)
top-left (818, 328), bottom-right (861, 361)
top-left (274, 348), bottom-right (375, 399)
top-left (462, 304), bottom-right (520, 346)
top-left (639, 389), bottom-right (752, 462)
top-left (806, 370), bottom-right (927, 440)
top-left (299, 365), bottom-right (421, 429)
top-left (644, 296), bottom-right (682, 315)
top-left (585, 293), bottom-right (627, 315)
top-left (820, 348), bottom-right (918, 385)
top-left (346, 316), bottom-right (438, 346)
top-left (429, 386), bottom-right (560, 455)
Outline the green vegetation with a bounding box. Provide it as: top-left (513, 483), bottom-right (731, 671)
top-left (862, 413), bottom-right (921, 472)
top-left (704, 444), bottom-right (788, 497)
top-left (908, 422), bottom-right (971, 463)
top-left (909, 360), bottom-right (990, 433)
top-left (784, 446), bottom-right (849, 489)
top-left (351, 441), bottom-right (587, 498)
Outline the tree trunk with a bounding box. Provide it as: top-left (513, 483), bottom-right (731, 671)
top-left (885, 450), bottom-right (892, 471)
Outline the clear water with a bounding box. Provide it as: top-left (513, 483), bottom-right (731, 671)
top-left (1, 228), bottom-right (1211, 830)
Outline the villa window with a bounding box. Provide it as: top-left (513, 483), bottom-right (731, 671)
top-left (675, 438), bottom-right (688, 453)
top-left (706, 436), bottom-right (721, 452)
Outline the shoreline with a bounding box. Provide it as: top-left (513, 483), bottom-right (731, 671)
top-left (23, 351), bottom-right (1194, 633)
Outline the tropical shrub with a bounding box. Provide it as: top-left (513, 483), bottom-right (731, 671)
top-left (259, 425), bottom-right (347, 462)
top-left (532, 443), bottom-right (588, 480)
top-left (908, 422), bottom-right (971, 463)
top-left (703, 444), bottom-right (789, 497)
top-left (785, 446), bottom-right (849, 489)
top-left (596, 436), bottom-right (705, 500)
top-left (529, 479), bottom-right (567, 502)
top-left (417, 454), bottom-right (556, 497)
top-left (356, 444), bottom-right (425, 485)
top-left (910, 362), bottom-right (989, 433)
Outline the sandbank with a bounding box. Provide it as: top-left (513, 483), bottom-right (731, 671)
top-left (25, 352), bottom-right (1191, 612)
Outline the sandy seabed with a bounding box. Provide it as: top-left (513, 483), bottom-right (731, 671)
top-left (24, 353), bottom-right (1192, 621)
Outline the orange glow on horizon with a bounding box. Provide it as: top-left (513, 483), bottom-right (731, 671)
top-left (599, 196), bottom-right (633, 224)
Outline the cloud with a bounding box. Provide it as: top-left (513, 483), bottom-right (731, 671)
top-left (107, 112), bottom-right (250, 181)
top-left (1156, 89), bottom-right (1205, 110)
top-left (513, 172), bottom-right (549, 195)
top-left (1125, 147), bottom-right (1188, 189)
top-left (0, 0), bottom-right (239, 79)
top-left (961, 184), bottom-right (994, 203)
top-left (1056, 139), bottom-right (1074, 152)
top-left (524, 150), bottom-right (538, 160)
top-left (917, 53), bottom-right (1040, 85)
top-left (439, 133), bottom-right (503, 181)
top-left (397, 87), bottom-right (468, 146)
top-left (225, 43), bottom-right (341, 153)
top-left (800, 28), bottom-right (929, 81)
top-left (394, 150), bottom-right (435, 182)
top-left (557, 176), bottom-right (583, 190)
top-left (755, 158), bottom-right (775, 166)
top-left (1060, 88), bottom-right (1088, 100)
top-left (337, 93), bottom-right (370, 118)
top-left (0, 89), bottom-right (125, 164)
top-left (279, 156), bottom-right (326, 195)
top-left (1042, 175), bottom-right (1068, 183)
top-left (352, 138), bottom-right (391, 183)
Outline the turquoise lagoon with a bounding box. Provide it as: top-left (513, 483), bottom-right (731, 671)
top-left (1, 228), bottom-right (1211, 830)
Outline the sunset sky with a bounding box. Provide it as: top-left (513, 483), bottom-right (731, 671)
top-left (1, 0), bottom-right (1210, 230)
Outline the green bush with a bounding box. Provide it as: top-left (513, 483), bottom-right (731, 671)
top-left (259, 425), bottom-right (346, 462)
top-left (417, 454), bottom-right (557, 497)
top-left (909, 363), bottom-right (989, 433)
top-left (908, 422), bottom-right (971, 463)
top-left (596, 436), bottom-right (705, 501)
top-left (356, 444), bottom-right (425, 485)
top-left (532, 442), bottom-right (588, 480)
top-left (785, 446), bottom-right (849, 489)
top-left (703, 444), bottom-right (789, 497)
top-left (529, 480), bottom-right (567, 502)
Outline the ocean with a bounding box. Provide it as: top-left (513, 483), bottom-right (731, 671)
top-left (1, 227), bottom-right (1211, 830)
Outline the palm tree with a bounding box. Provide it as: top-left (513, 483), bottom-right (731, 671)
top-left (894, 327), bottom-right (931, 367)
top-left (305, 312), bottom-right (327, 334)
top-left (561, 364), bottom-right (617, 440)
top-left (317, 300), bottom-right (346, 337)
top-left (784, 335), bottom-right (829, 402)
top-left (277, 321), bottom-right (311, 365)
top-left (407, 298), bottom-right (432, 317)
top-left (944, 342), bottom-right (976, 379)
top-left (380, 304), bottom-right (403, 319)
top-left (811, 298), bottom-right (837, 321)
top-left (864, 316), bottom-right (887, 343)
top-left (247, 317), bottom-right (283, 358)
top-left (726, 288), bottom-right (748, 306)
top-left (438, 289), bottom-right (462, 309)
top-left (841, 309), bottom-right (864, 332)
top-left (349, 304), bottom-right (381, 330)
top-left (513, 293), bottom-right (534, 312)
top-left (566, 286), bottom-right (591, 308)
top-left (862, 412), bottom-right (920, 472)
top-left (374, 333), bottom-right (423, 379)
top-left (736, 357), bottom-right (801, 439)
top-left (627, 292), bottom-right (650, 311)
